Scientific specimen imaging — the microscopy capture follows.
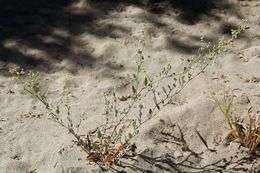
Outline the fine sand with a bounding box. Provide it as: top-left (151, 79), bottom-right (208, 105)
top-left (0, 0), bottom-right (260, 172)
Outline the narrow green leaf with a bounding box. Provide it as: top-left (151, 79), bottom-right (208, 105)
top-left (133, 119), bottom-right (136, 127)
top-left (209, 90), bottom-right (225, 116)
top-left (137, 65), bottom-right (141, 72)
top-left (128, 133), bottom-right (133, 139)
top-left (91, 142), bottom-right (99, 150)
top-left (132, 86), bottom-right (136, 94)
top-left (144, 77), bottom-right (148, 86)
top-left (162, 87), bottom-right (167, 94)
top-left (149, 109), bottom-right (152, 114)
top-left (56, 108), bottom-right (60, 114)
top-left (97, 130), bottom-right (102, 138)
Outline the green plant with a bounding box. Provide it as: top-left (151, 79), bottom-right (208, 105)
top-left (9, 20), bottom-right (248, 167)
top-left (206, 87), bottom-right (260, 153)
top-left (206, 88), bottom-right (237, 138)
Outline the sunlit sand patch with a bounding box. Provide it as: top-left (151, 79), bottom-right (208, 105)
top-left (2, 39), bottom-right (47, 58)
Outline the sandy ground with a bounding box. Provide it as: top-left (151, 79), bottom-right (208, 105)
top-left (0, 0), bottom-right (260, 172)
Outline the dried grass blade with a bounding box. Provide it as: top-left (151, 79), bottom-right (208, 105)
top-left (246, 117), bottom-right (254, 142)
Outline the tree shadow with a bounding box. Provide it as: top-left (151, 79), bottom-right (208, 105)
top-left (88, 0), bottom-right (242, 24)
top-left (0, 0), bottom-right (130, 76)
top-left (88, 0), bottom-right (245, 55)
top-left (0, 0), bottom-right (244, 76)
top-left (164, 0), bottom-right (241, 25)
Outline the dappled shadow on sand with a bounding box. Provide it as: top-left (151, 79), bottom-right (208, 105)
top-left (0, 0), bottom-right (243, 76)
top-left (0, 0), bottom-right (121, 76)
top-left (89, 0), bottom-right (242, 24)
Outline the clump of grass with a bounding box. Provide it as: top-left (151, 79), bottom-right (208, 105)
top-left (207, 88), bottom-right (237, 138)
top-left (242, 107), bottom-right (260, 153)
top-left (206, 87), bottom-right (260, 154)
top-left (9, 20), bottom-right (248, 167)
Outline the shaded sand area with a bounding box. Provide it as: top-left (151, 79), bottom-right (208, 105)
top-left (0, 0), bottom-right (260, 172)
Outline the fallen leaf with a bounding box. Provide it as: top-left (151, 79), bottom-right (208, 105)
top-left (119, 145), bottom-right (124, 150)
top-left (119, 94), bottom-right (131, 101)
top-left (245, 76), bottom-right (260, 83)
top-left (104, 155), bottom-right (115, 163)
top-left (86, 154), bottom-right (97, 162)
top-left (21, 112), bottom-right (43, 118)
